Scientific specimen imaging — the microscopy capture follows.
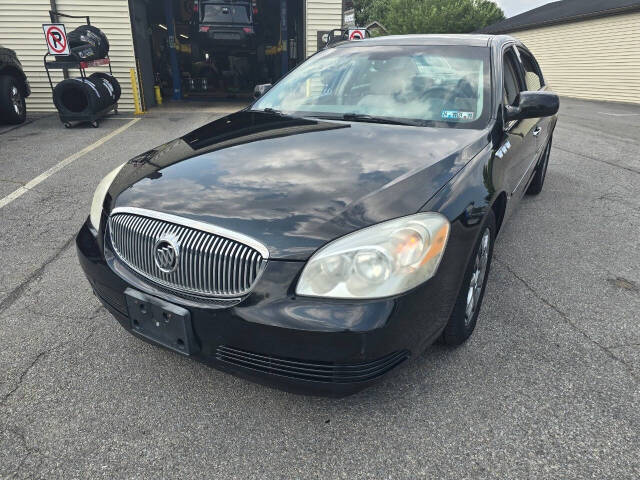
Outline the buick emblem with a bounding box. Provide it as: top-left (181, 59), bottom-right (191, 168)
top-left (154, 234), bottom-right (180, 273)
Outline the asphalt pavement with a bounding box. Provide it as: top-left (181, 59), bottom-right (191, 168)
top-left (0, 97), bottom-right (638, 479)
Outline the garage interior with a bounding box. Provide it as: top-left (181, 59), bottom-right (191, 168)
top-left (129, 0), bottom-right (305, 108)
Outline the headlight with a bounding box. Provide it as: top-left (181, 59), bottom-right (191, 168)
top-left (296, 213), bottom-right (450, 299)
top-left (89, 164), bottom-right (125, 230)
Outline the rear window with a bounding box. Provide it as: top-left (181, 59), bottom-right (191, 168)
top-left (201, 2), bottom-right (250, 24)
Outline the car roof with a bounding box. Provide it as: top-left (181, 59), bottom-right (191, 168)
top-left (332, 34), bottom-right (515, 48)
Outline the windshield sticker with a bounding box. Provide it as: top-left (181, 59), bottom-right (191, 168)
top-left (441, 110), bottom-right (474, 121)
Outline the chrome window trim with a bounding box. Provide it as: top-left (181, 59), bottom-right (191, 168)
top-left (110, 206), bottom-right (270, 259)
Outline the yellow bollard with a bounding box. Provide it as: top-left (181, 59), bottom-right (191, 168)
top-left (129, 68), bottom-right (144, 115)
top-left (154, 85), bottom-right (163, 106)
top-left (136, 60), bottom-right (147, 112)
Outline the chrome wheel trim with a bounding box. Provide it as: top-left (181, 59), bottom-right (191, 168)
top-left (465, 228), bottom-right (491, 327)
top-left (10, 85), bottom-right (22, 115)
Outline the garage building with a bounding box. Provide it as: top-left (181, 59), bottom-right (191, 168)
top-left (480, 0), bottom-right (640, 104)
top-left (0, 0), bottom-right (344, 112)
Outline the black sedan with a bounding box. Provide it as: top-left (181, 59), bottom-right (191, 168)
top-left (77, 34), bottom-right (558, 395)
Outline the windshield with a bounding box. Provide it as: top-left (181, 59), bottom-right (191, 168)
top-left (201, 1), bottom-right (251, 24)
top-left (253, 45), bottom-right (492, 128)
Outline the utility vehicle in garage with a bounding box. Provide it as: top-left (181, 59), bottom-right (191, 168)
top-left (196, 0), bottom-right (257, 49)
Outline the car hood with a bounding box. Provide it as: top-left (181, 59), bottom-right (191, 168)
top-left (109, 111), bottom-right (489, 260)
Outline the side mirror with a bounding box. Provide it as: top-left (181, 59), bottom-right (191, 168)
top-left (505, 91), bottom-right (559, 122)
top-left (254, 83), bottom-right (272, 99)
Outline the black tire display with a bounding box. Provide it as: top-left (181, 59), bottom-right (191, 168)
top-left (88, 72), bottom-right (121, 102)
top-left (67, 25), bottom-right (110, 59)
top-left (52, 77), bottom-right (114, 116)
top-left (0, 75), bottom-right (27, 124)
top-left (441, 210), bottom-right (496, 346)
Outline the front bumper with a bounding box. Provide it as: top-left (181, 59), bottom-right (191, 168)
top-left (76, 219), bottom-right (463, 396)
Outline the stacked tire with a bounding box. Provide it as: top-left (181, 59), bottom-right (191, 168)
top-left (52, 73), bottom-right (120, 117)
top-left (67, 25), bottom-right (110, 62)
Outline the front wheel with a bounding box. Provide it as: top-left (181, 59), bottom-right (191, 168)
top-left (441, 210), bottom-right (496, 346)
top-left (0, 75), bottom-right (27, 125)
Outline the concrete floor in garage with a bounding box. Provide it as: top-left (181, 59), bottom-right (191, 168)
top-left (0, 97), bottom-right (638, 479)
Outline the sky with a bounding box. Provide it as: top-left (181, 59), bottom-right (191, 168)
top-left (495, 0), bottom-right (556, 18)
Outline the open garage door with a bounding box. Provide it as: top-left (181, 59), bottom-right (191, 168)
top-left (130, 0), bottom-right (305, 105)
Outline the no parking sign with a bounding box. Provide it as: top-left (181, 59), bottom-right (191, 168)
top-left (43, 23), bottom-right (70, 56)
top-left (348, 29), bottom-right (367, 41)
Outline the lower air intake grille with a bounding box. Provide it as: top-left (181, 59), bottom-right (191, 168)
top-left (215, 346), bottom-right (409, 383)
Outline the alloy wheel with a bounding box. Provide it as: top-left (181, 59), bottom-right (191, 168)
top-left (465, 228), bottom-right (491, 326)
top-left (10, 85), bottom-right (23, 115)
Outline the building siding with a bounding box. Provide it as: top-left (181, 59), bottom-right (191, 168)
top-left (511, 11), bottom-right (640, 104)
top-left (305, 0), bottom-right (343, 57)
top-left (0, 0), bottom-right (137, 112)
top-left (1, 0), bottom-right (344, 112)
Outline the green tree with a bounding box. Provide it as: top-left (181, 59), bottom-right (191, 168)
top-left (354, 0), bottom-right (504, 34)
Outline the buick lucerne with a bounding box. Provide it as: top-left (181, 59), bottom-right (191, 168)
top-left (77, 35), bottom-right (559, 395)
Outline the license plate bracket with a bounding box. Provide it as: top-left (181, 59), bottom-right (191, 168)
top-left (124, 288), bottom-right (196, 355)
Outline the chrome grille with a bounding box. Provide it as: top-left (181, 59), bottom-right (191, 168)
top-left (108, 209), bottom-right (268, 298)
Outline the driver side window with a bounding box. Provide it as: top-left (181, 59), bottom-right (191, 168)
top-left (503, 49), bottom-right (523, 107)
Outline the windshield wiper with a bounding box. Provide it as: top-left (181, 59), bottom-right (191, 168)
top-left (340, 113), bottom-right (422, 126)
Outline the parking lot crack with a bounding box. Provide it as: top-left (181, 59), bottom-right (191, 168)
top-left (20, 305), bottom-right (105, 326)
top-left (608, 342), bottom-right (640, 349)
top-left (3, 424), bottom-right (47, 479)
top-left (0, 345), bottom-right (59, 409)
top-left (0, 235), bottom-right (76, 317)
top-left (0, 178), bottom-right (27, 187)
top-left (494, 258), bottom-right (639, 382)
top-left (1, 305), bottom-right (105, 412)
top-left (553, 145), bottom-right (640, 175)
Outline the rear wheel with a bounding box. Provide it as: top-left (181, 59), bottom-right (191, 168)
top-left (526, 137), bottom-right (552, 195)
top-left (0, 75), bottom-right (27, 124)
top-left (441, 210), bottom-right (496, 346)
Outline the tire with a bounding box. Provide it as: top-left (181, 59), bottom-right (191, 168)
top-left (88, 72), bottom-right (120, 102)
top-left (52, 77), bottom-right (111, 116)
top-left (526, 137), bottom-right (552, 195)
top-left (0, 75), bottom-right (27, 124)
top-left (90, 77), bottom-right (113, 110)
top-left (67, 25), bottom-right (109, 58)
top-left (69, 44), bottom-right (100, 62)
top-left (441, 210), bottom-right (496, 346)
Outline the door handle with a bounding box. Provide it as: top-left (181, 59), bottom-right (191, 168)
top-left (533, 126), bottom-right (542, 137)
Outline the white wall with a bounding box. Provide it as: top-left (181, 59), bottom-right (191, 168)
top-left (512, 12), bottom-right (640, 104)
top-left (0, 0), bottom-right (137, 112)
top-left (305, 0), bottom-right (343, 57)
